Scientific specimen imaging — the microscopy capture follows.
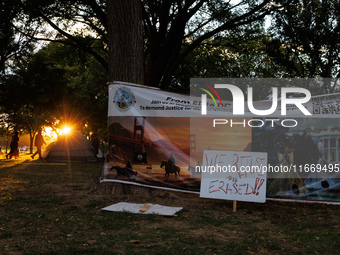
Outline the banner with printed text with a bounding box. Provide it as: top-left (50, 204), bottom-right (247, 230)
top-left (101, 80), bottom-right (340, 202)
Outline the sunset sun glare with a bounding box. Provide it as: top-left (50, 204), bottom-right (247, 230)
top-left (61, 126), bottom-right (71, 135)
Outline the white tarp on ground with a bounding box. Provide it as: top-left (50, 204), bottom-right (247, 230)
top-left (102, 202), bottom-right (183, 216)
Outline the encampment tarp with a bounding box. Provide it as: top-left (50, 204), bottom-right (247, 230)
top-left (44, 130), bottom-right (97, 162)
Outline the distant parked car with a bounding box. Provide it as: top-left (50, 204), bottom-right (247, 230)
top-left (19, 146), bottom-right (28, 154)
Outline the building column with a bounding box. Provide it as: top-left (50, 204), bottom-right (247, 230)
top-left (328, 138), bottom-right (331, 162)
top-left (336, 138), bottom-right (339, 162)
top-left (322, 139), bottom-right (326, 160)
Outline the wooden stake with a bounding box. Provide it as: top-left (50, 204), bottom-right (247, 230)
top-left (233, 200), bottom-right (237, 213)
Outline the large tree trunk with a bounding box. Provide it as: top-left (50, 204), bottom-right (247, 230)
top-left (93, 0), bottom-right (147, 196)
top-left (107, 0), bottom-right (145, 84)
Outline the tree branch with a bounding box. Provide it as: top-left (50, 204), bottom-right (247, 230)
top-left (80, 0), bottom-right (107, 30)
top-left (180, 0), bottom-right (272, 63)
top-left (38, 11), bottom-right (108, 71)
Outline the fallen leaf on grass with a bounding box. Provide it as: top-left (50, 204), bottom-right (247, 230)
top-left (259, 247), bottom-right (268, 252)
top-left (125, 240), bottom-right (140, 244)
top-left (87, 240), bottom-right (97, 245)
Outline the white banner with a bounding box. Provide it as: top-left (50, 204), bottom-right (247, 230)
top-left (102, 81), bottom-right (340, 202)
top-left (108, 81), bottom-right (340, 118)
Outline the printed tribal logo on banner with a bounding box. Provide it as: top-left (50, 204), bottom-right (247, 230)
top-left (112, 86), bottom-right (136, 111)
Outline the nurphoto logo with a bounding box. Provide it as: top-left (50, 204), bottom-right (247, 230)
top-left (192, 79), bottom-right (313, 128)
top-left (200, 84), bottom-right (311, 116)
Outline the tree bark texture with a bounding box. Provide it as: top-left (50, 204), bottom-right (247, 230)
top-left (107, 0), bottom-right (145, 84)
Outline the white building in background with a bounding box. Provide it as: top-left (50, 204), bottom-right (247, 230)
top-left (288, 124), bottom-right (340, 163)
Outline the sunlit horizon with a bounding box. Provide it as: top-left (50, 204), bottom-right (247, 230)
top-left (43, 127), bottom-right (58, 140)
top-left (44, 125), bottom-right (73, 139)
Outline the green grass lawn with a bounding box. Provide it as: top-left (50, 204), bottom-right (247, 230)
top-left (0, 155), bottom-right (339, 254)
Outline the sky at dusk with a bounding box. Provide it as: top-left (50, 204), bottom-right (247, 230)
top-left (110, 116), bottom-right (251, 153)
top-left (190, 117), bottom-right (252, 153)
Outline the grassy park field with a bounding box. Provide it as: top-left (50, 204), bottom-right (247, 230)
top-left (0, 154), bottom-right (339, 254)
